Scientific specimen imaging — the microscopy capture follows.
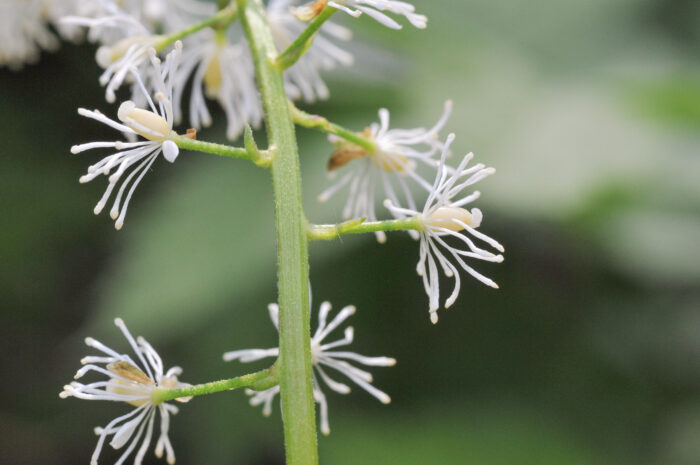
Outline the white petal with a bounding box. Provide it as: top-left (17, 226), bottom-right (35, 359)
top-left (162, 140), bottom-right (179, 163)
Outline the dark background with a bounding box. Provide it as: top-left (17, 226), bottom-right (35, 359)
top-left (1, 0), bottom-right (699, 464)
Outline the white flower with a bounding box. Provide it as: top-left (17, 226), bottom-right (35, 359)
top-left (62, 1), bottom-right (130, 45)
top-left (223, 300), bottom-right (396, 435)
top-left (0, 0), bottom-right (60, 70)
top-left (385, 133), bottom-right (504, 323)
top-left (296, 0), bottom-right (426, 30)
top-left (173, 32), bottom-right (263, 139)
top-left (71, 43), bottom-right (182, 230)
top-left (60, 318), bottom-right (191, 465)
top-left (170, 0), bottom-right (353, 138)
top-left (269, 0), bottom-right (354, 103)
top-left (44, 0), bottom-right (84, 42)
top-left (66, 0), bottom-right (213, 38)
top-left (150, 0), bottom-right (217, 38)
top-left (62, 2), bottom-right (162, 102)
top-left (319, 101), bottom-right (451, 242)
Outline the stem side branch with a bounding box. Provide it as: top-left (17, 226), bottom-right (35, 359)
top-left (308, 217), bottom-right (423, 241)
top-left (290, 103), bottom-right (378, 154)
top-left (152, 366), bottom-right (278, 404)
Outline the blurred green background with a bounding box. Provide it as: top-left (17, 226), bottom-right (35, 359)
top-left (1, 0), bottom-right (699, 464)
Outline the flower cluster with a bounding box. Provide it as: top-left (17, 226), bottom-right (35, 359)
top-left (60, 318), bottom-right (191, 465)
top-left (320, 101), bottom-right (452, 242)
top-left (224, 299), bottom-right (395, 435)
top-left (58, 0), bottom-right (428, 226)
top-left (57, 0), bottom-right (427, 140)
top-left (315, 97), bottom-right (503, 321)
top-left (49, 0), bottom-right (508, 462)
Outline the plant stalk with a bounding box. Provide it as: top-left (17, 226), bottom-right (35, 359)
top-left (237, 1), bottom-right (318, 464)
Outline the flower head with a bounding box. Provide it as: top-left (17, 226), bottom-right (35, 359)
top-left (320, 101), bottom-right (451, 242)
top-left (223, 300), bottom-right (395, 435)
top-left (60, 318), bottom-right (191, 465)
top-left (71, 42), bottom-right (182, 229)
top-left (385, 133), bottom-right (504, 324)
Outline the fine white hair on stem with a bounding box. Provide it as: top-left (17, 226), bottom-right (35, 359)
top-left (224, 297), bottom-right (396, 435)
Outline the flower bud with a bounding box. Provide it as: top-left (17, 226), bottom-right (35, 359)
top-left (118, 101), bottom-right (171, 140)
top-left (426, 206), bottom-right (482, 231)
top-left (369, 151), bottom-right (409, 172)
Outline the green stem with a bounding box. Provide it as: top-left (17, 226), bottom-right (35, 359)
top-left (152, 365), bottom-right (277, 404)
top-left (237, 1), bottom-right (318, 465)
top-left (172, 133), bottom-right (273, 167)
top-left (290, 103), bottom-right (379, 153)
top-left (156, 4), bottom-right (238, 49)
top-left (275, 6), bottom-right (338, 70)
top-left (308, 217), bottom-right (423, 241)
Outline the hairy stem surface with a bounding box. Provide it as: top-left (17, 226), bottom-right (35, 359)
top-left (290, 103), bottom-right (378, 153)
top-left (308, 217), bottom-right (423, 241)
top-left (151, 366), bottom-right (278, 404)
top-left (237, 1), bottom-right (318, 464)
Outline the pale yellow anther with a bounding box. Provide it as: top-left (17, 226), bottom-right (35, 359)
top-left (118, 101), bottom-right (171, 141)
top-left (427, 206), bottom-right (479, 231)
top-left (106, 361), bottom-right (154, 406)
top-left (107, 378), bottom-right (151, 407)
top-left (369, 151), bottom-right (409, 172)
top-left (203, 52), bottom-right (223, 98)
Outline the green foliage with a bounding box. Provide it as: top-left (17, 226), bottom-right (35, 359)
top-left (622, 76), bottom-right (700, 129)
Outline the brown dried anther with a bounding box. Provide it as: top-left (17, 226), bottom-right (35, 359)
top-left (292, 0), bottom-right (328, 22)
